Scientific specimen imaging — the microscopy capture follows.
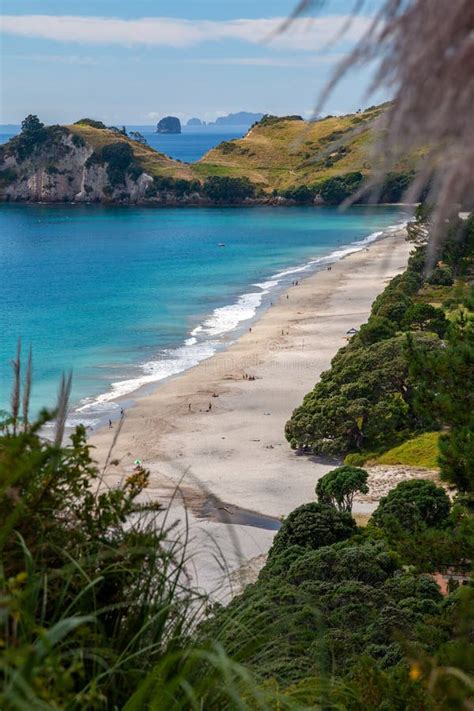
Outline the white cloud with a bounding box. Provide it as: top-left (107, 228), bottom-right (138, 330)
top-left (0, 15), bottom-right (371, 51)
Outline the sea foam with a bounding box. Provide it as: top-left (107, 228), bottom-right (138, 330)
top-left (72, 220), bottom-right (407, 425)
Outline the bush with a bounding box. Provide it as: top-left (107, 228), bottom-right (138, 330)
top-left (269, 502), bottom-right (356, 557)
top-left (101, 142), bottom-right (142, 186)
top-left (358, 316), bottom-right (397, 345)
top-left (286, 334), bottom-right (438, 456)
top-left (0, 384), bottom-right (200, 707)
top-left (202, 176), bottom-right (256, 203)
top-left (372, 479), bottom-right (451, 532)
top-left (74, 118), bottom-right (107, 129)
top-left (315, 465), bottom-right (369, 512)
top-left (13, 114), bottom-right (48, 162)
top-left (427, 265), bottom-right (454, 286)
top-left (318, 172), bottom-right (363, 205)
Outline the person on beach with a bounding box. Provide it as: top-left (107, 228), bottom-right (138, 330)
top-left (188, 403), bottom-right (192, 411)
top-left (109, 419), bottom-right (112, 428)
top-left (120, 407), bottom-right (124, 417)
top-left (208, 402), bottom-right (212, 411)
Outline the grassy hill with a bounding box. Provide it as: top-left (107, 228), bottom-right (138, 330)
top-left (69, 122), bottom-right (195, 181)
top-left (195, 104), bottom-right (401, 191)
top-left (1, 105), bottom-right (417, 204)
top-left (72, 104), bottom-right (405, 193)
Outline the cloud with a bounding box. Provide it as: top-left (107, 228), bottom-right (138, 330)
top-left (0, 15), bottom-right (371, 51)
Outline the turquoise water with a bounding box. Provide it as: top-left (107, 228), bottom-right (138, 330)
top-left (0, 204), bottom-right (407, 425)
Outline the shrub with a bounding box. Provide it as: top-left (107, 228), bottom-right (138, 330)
top-left (202, 176), bottom-right (255, 203)
top-left (372, 479), bottom-right (451, 532)
top-left (74, 118), bottom-right (107, 129)
top-left (316, 465), bottom-right (369, 512)
top-left (269, 502), bottom-right (356, 557)
top-left (101, 142), bottom-right (142, 186)
top-left (427, 265), bottom-right (454, 286)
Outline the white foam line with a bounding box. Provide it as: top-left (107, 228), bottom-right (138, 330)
top-left (72, 220), bottom-right (406, 419)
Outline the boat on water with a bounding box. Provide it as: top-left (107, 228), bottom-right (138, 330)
top-left (218, 242), bottom-right (226, 247)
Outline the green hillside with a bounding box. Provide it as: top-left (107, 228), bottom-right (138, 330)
top-left (196, 103), bottom-right (409, 191)
top-left (68, 122), bottom-right (195, 180)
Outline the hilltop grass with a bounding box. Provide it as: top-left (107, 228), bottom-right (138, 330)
top-left (196, 106), bottom-right (392, 190)
top-left (68, 124), bottom-right (195, 180)
top-left (65, 104), bottom-right (414, 194)
top-left (370, 432), bottom-right (440, 469)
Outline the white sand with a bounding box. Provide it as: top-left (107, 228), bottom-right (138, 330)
top-left (91, 227), bottom-right (411, 596)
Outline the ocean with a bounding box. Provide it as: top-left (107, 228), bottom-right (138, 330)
top-left (0, 125), bottom-right (248, 164)
top-left (0, 204), bottom-right (408, 428)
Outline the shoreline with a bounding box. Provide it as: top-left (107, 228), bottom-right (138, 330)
top-left (90, 225), bottom-right (412, 595)
top-left (72, 217), bottom-right (408, 428)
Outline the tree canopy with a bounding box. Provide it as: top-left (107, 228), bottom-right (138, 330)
top-left (316, 465), bottom-right (369, 512)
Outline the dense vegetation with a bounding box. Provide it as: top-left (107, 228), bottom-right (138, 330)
top-left (0, 210), bottom-right (472, 709)
top-left (286, 212), bottom-right (474, 462)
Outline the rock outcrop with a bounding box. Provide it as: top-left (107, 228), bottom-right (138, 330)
top-left (156, 116), bottom-right (181, 134)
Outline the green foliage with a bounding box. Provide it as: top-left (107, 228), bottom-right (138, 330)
top-left (372, 479), bottom-right (451, 533)
top-left (286, 333), bottom-right (437, 456)
top-left (379, 171), bottom-right (414, 203)
top-left (317, 171), bottom-right (364, 205)
top-left (0, 407), bottom-right (202, 708)
top-left (0, 167), bottom-right (17, 187)
top-left (151, 174), bottom-right (201, 198)
top-left (281, 185), bottom-right (316, 203)
top-left (257, 114), bottom-right (304, 127)
top-left (428, 265), bottom-right (454, 286)
top-left (315, 465), bottom-right (369, 512)
top-left (358, 315), bottom-right (397, 345)
top-left (404, 302), bottom-right (448, 336)
top-left (14, 114), bottom-right (48, 162)
top-left (269, 502), bottom-right (356, 557)
top-left (202, 175), bottom-right (256, 203)
top-left (101, 141), bottom-right (142, 186)
top-left (74, 118), bottom-right (107, 129)
top-left (199, 536), bottom-right (448, 690)
top-left (409, 315), bottom-right (474, 492)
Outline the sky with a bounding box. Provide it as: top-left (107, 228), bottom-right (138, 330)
top-left (0, 0), bottom-right (388, 125)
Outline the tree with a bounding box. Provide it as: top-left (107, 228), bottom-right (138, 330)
top-left (404, 303), bottom-right (448, 337)
top-left (285, 333), bottom-right (438, 456)
top-left (269, 502), bottom-right (356, 557)
top-left (202, 176), bottom-right (255, 203)
top-left (427, 266), bottom-right (454, 286)
top-left (21, 114), bottom-right (45, 135)
top-left (372, 479), bottom-right (451, 533)
top-left (409, 315), bottom-right (474, 492)
top-left (358, 316), bottom-right (397, 345)
top-left (14, 114), bottom-right (47, 161)
top-left (316, 465), bottom-right (369, 512)
top-left (101, 141), bottom-right (140, 186)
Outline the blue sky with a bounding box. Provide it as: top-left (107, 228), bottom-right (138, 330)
top-left (0, 0), bottom-right (388, 125)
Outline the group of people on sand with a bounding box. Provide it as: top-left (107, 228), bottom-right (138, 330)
top-left (242, 373), bottom-right (256, 381)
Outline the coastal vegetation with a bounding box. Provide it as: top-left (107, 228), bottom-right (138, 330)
top-left (285, 211), bottom-right (474, 465)
top-left (0, 106), bottom-right (415, 206)
top-left (1, 208), bottom-right (472, 709)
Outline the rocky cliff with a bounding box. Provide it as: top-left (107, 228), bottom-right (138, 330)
top-left (156, 116), bottom-right (181, 134)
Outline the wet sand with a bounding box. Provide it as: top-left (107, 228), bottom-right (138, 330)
top-left (90, 226), bottom-right (411, 596)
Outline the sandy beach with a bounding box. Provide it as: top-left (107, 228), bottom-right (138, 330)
top-left (91, 226), bottom-right (412, 596)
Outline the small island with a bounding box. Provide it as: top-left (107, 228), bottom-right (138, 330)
top-left (156, 116), bottom-right (181, 134)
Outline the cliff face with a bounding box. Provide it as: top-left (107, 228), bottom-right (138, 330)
top-left (0, 127), bottom-right (154, 204)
